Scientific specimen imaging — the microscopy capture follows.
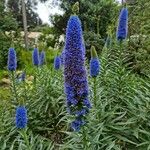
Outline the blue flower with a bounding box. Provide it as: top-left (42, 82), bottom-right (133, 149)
top-left (90, 46), bottom-right (100, 77)
top-left (60, 50), bottom-right (65, 65)
top-left (75, 109), bottom-right (87, 116)
top-left (7, 48), bottom-right (17, 71)
top-left (15, 106), bottom-right (28, 129)
top-left (39, 51), bottom-right (45, 66)
top-left (64, 15), bottom-right (89, 106)
top-left (54, 56), bottom-right (61, 70)
top-left (116, 7), bottom-right (128, 40)
top-left (71, 119), bottom-right (85, 131)
top-left (64, 15), bottom-right (91, 131)
top-left (83, 98), bottom-right (92, 109)
top-left (90, 58), bottom-right (100, 77)
top-left (32, 48), bottom-right (39, 66)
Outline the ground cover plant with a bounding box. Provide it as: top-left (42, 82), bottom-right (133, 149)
top-left (0, 1), bottom-right (150, 150)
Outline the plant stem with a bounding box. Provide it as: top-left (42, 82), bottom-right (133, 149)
top-left (82, 127), bottom-right (88, 149)
top-left (22, 80), bottom-right (28, 105)
top-left (21, 129), bottom-right (31, 150)
top-left (93, 77), bottom-right (97, 107)
top-left (11, 71), bottom-right (18, 104)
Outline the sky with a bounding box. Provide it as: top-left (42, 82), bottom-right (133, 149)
top-left (37, 1), bottom-right (63, 25)
top-left (37, 0), bottom-right (122, 25)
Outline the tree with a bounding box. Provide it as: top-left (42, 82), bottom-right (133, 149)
top-left (7, 0), bottom-right (42, 29)
top-left (21, 0), bottom-right (28, 50)
top-left (50, 0), bottom-right (118, 53)
top-left (0, 0), bottom-right (18, 69)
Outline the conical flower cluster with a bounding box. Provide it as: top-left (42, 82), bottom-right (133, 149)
top-left (15, 106), bottom-right (28, 129)
top-left (7, 48), bottom-right (17, 71)
top-left (64, 15), bottom-right (91, 131)
top-left (116, 7), bottom-right (128, 40)
top-left (90, 46), bottom-right (100, 77)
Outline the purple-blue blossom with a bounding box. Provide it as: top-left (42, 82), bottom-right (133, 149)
top-left (116, 7), bottom-right (128, 40)
top-left (60, 49), bottom-right (65, 65)
top-left (7, 48), bottom-right (17, 71)
top-left (90, 46), bottom-right (100, 77)
top-left (75, 109), bottom-right (87, 116)
top-left (39, 51), bottom-right (45, 66)
top-left (71, 118), bottom-right (85, 131)
top-left (64, 15), bottom-right (91, 131)
top-left (15, 106), bottom-right (28, 129)
top-left (83, 98), bottom-right (92, 109)
top-left (90, 58), bottom-right (100, 77)
top-left (32, 48), bottom-right (39, 66)
top-left (54, 56), bottom-right (61, 70)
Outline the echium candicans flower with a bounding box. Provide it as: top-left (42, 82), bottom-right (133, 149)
top-left (90, 46), bottom-right (100, 77)
top-left (54, 56), bottom-right (61, 70)
top-left (64, 15), bottom-right (91, 131)
top-left (7, 48), bottom-right (17, 71)
top-left (15, 106), bottom-right (28, 128)
top-left (60, 49), bottom-right (65, 65)
top-left (116, 7), bottom-right (128, 40)
top-left (39, 51), bottom-right (45, 66)
top-left (71, 118), bottom-right (85, 131)
top-left (32, 48), bottom-right (39, 66)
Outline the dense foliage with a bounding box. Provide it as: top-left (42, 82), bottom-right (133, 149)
top-left (127, 0), bottom-right (150, 76)
top-left (50, 0), bottom-right (118, 53)
top-left (7, 0), bottom-right (42, 29)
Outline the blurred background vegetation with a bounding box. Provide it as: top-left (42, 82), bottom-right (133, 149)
top-left (0, 0), bottom-right (149, 75)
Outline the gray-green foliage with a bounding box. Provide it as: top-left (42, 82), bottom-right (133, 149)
top-left (0, 66), bottom-right (67, 149)
top-left (27, 66), bottom-right (67, 141)
top-left (60, 40), bottom-right (150, 149)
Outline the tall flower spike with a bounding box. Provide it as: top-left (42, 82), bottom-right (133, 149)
top-left (54, 56), bottom-right (61, 70)
top-left (32, 48), bottom-right (39, 66)
top-left (39, 51), bottom-right (45, 66)
top-left (7, 48), bottom-right (17, 71)
top-left (64, 15), bottom-right (90, 131)
top-left (90, 46), bottom-right (100, 77)
top-left (15, 106), bottom-right (28, 129)
top-left (116, 7), bottom-right (128, 41)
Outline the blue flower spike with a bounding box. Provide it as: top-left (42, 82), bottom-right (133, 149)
top-left (116, 7), bottom-right (128, 41)
top-left (64, 15), bottom-right (91, 131)
top-left (90, 46), bottom-right (100, 78)
top-left (7, 48), bottom-right (17, 71)
top-left (54, 56), bottom-right (61, 70)
top-left (32, 48), bottom-right (39, 66)
top-left (15, 106), bottom-right (28, 129)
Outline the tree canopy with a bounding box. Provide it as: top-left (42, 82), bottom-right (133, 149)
top-left (7, 0), bottom-right (42, 29)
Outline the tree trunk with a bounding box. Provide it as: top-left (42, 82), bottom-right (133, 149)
top-left (22, 0), bottom-right (28, 50)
